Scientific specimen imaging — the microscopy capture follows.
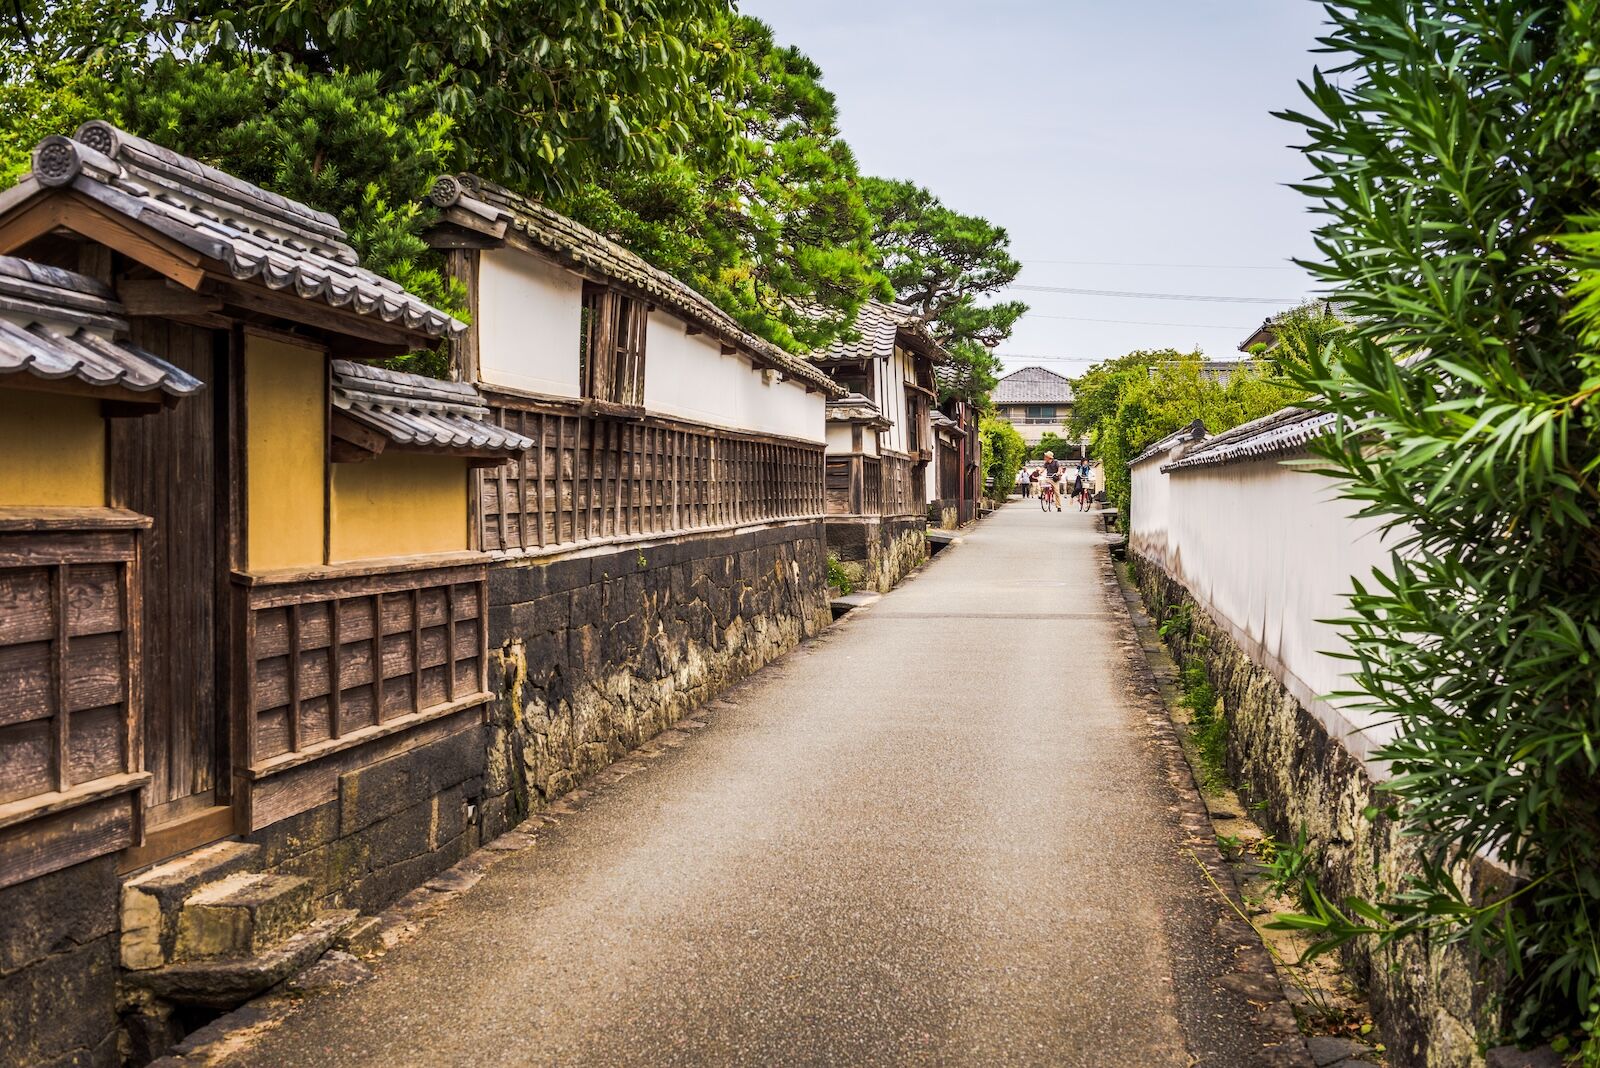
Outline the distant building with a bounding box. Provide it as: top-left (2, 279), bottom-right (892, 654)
top-left (991, 365), bottom-right (1077, 447)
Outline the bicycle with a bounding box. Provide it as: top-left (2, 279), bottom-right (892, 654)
top-left (1039, 478), bottom-right (1057, 511)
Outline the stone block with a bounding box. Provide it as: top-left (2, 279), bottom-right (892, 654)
top-left (570, 582), bottom-right (603, 630)
top-left (337, 726), bottom-right (485, 836)
top-left (121, 842), bottom-right (262, 971)
top-left (487, 604), bottom-right (513, 645)
top-left (175, 872), bottom-right (313, 960)
top-left (0, 936), bottom-right (116, 1068)
top-left (250, 801), bottom-right (339, 868)
top-left (344, 833), bottom-right (474, 915)
top-left (542, 556), bottom-right (592, 595)
top-left (0, 856), bottom-right (116, 977)
top-left (268, 834), bottom-right (372, 906)
top-left (357, 801), bottom-right (436, 871)
top-left (488, 563), bottom-right (544, 607)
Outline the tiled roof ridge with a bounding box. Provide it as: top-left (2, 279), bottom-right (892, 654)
top-left (18, 123), bottom-right (463, 341)
top-left (1160, 405), bottom-right (1337, 472)
top-left (331, 359), bottom-right (533, 454)
top-left (0, 255), bottom-right (124, 331)
top-left (428, 173), bottom-right (842, 397)
top-left (1128, 418), bottom-right (1207, 468)
top-left (73, 121), bottom-right (353, 261)
top-left (816, 299), bottom-right (951, 367)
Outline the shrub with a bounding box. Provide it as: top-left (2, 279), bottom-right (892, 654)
top-left (1279, 0), bottom-right (1600, 1052)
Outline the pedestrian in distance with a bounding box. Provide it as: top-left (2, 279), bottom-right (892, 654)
top-left (1026, 467), bottom-right (1040, 498)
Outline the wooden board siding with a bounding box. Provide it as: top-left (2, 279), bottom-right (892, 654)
top-left (477, 402), bottom-right (826, 554)
top-left (0, 514), bottom-right (149, 889)
top-left (236, 561), bottom-right (489, 829)
top-left (113, 320), bottom-right (223, 819)
top-left (879, 454), bottom-right (917, 518)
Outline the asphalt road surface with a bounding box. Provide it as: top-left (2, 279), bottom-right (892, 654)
top-left (226, 503), bottom-right (1297, 1067)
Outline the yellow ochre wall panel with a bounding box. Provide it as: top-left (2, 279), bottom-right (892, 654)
top-left (0, 389), bottom-right (105, 506)
top-left (330, 454), bottom-right (468, 562)
top-left (245, 336), bottom-right (326, 570)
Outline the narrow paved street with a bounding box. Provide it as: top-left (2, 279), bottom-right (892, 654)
top-left (226, 504), bottom-right (1297, 1067)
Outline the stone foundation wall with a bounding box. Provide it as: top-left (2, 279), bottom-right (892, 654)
top-left (251, 722), bottom-right (488, 915)
top-left (484, 521), bottom-right (832, 827)
top-left (0, 857), bottom-right (120, 1068)
top-left (1131, 553), bottom-right (1499, 1068)
top-left (823, 515), bottom-right (927, 593)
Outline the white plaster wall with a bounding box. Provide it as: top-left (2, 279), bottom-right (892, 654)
top-left (826, 423), bottom-right (855, 453)
top-left (643, 313), bottom-right (824, 443)
top-left (477, 248), bottom-right (583, 398)
top-left (874, 350), bottom-right (912, 455)
top-left (1131, 453), bottom-right (1405, 764)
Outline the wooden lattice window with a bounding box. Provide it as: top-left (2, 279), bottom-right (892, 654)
top-left (580, 284), bottom-right (647, 408)
top-left (0, 522), bottom-right (143, 807)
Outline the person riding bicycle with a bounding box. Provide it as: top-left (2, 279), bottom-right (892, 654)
top-left (1042, 452), bottom-right (1064, 512)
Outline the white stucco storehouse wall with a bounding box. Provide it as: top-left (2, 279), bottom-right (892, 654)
top-left (476, 247), bottom-right (584, 398)
top-left (873, 346), bottom-right (916, 456)
top-left (642, 314), bottom-right (824, 443)
top-left (1131, 452), bottom-right (1404, 765)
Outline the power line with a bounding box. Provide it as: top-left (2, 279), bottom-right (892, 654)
top-left (1021, 257), bottom-right (1305, 272)
top-left (1023, 312), bottom-right (1254, 330)
top-left (993, 355), bottom-right (1108, 364)
top-left (1011, 283), bottom-right (1304, 305)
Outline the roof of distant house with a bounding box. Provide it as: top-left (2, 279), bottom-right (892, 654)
top-left (1237, 298), bottom-right (1353, 353)
top-left (0, 254), bottom-right (204, 402)
top-left (426, 173), bottom-right (843, 398)
top-left (991, 365), bottom-right (1075, 405)
top-left (7, 122), bottom-right (463, 343)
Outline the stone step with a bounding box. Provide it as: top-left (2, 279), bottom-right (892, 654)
top-left (122, 841), bottom-right (263, 971)
top-left (175, 871), bottom-right (314, 961)
top-left (126, 909), bottom-right (358, 1009)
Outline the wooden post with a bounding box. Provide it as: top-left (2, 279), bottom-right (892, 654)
top-left (328, 598), bottom-right (343, 740)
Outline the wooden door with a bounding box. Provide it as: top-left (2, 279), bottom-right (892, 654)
top-left (111, 321), bottom-right (227, 825)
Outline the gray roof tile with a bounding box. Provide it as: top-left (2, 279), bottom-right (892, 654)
top-left (817, 300), bottom-right (949, 366)
top-left (332, 360), bottom-right (533, 455)
top-left (1161, 407), bottom-right (1336, 471)
top-left (0, 255), bottom-right (203, 399)
top-left (991, 365), bottom-right (1075, 404)
top-left (25, 124), bottom-right (463, 342)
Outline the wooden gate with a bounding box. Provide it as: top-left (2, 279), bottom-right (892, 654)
top-left (111, 321), bottom-right (228, 832)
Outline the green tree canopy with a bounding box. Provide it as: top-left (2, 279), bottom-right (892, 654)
top-left (862, 176), bottom-right (1027, 402)
top-left (1071, 351), bottom-right (1302, 516)
top-left (183, 0), bottom-right (742, 197)
top-left (978, 416), bottom-right (1026, 503)
top-left (561, 15), bottom-right (887, 353)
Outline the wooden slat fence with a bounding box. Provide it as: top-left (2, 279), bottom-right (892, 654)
top-left (879, 454), bottom-right (918, 518)
top-left (479, 405), bottom-right (826, 553)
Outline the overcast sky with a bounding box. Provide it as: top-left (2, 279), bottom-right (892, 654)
top-left (742, 0), bottom-right (1331, 378)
